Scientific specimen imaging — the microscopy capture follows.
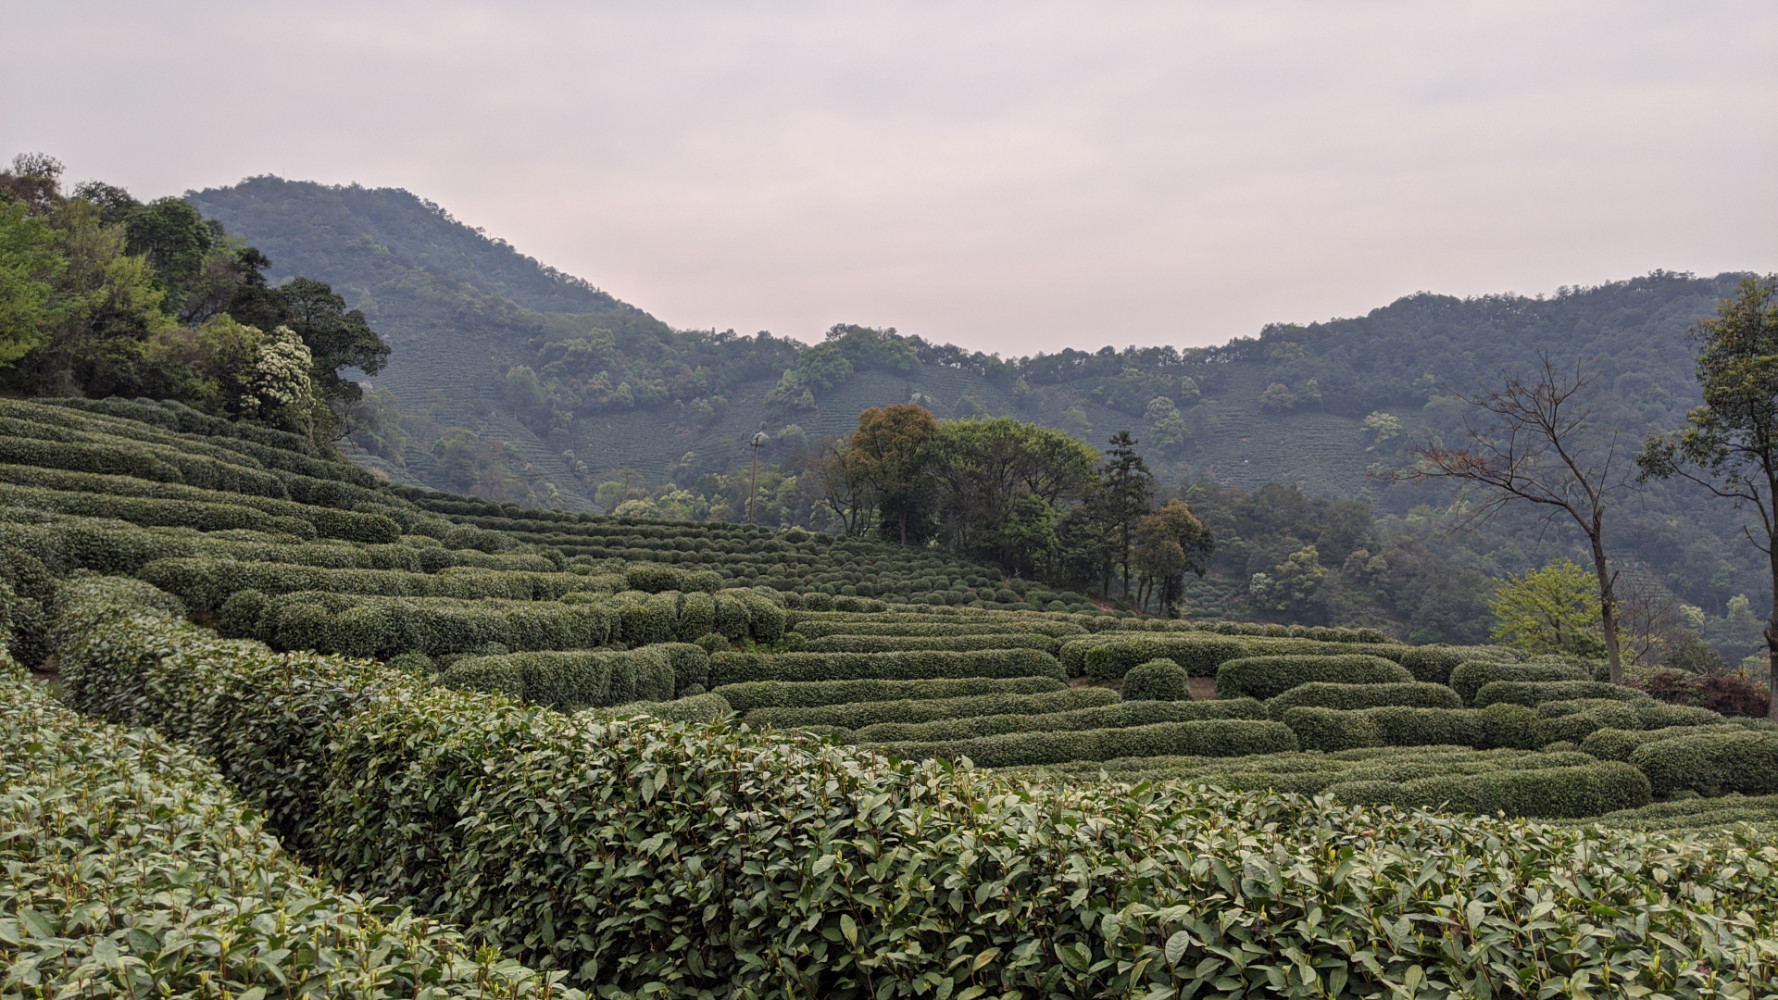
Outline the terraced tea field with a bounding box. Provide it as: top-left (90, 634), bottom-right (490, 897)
top-left (6, 394), bottom-right (1778, 997)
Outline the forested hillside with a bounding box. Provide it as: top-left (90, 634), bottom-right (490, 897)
top-left (185, 177), bottom-right (1763, 642)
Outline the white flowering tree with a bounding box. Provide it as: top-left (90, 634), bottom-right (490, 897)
top-left (240, 325), bottom-right (316, 433)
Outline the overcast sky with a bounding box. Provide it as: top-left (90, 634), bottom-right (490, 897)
top-left (6, 1), bottom-right (1776, 353)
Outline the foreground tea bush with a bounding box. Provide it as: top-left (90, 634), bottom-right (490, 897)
top-left (52, 577), bottom-right (1778, 997)
top-left (0, 673), bottom-right (574, 998)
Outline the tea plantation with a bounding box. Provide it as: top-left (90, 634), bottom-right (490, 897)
top-left (6, 395), bottom-right (1778, 997)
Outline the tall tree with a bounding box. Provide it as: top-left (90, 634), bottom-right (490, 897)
top-left (924, 417), bottom-right (1098, 568)
top-left (1096, 430), bottom-right (1154, 599)
top-left (1133, 498), bottom-right (1214, 616)
top-left (1403, 354), bottom-right (1634, 684)
top-left (847, 403), bottom-right (940, 545)
top-left (1639, 275), bottom-right (1778, 720)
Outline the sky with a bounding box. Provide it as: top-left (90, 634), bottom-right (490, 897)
top-left (5, 1), bottom-right (1776, 354)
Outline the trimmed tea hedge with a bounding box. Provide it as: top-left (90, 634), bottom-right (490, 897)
top-left (743, 686), bottom-right (1119, 730)
top-left (850, 698), bottom-right (1268, 743)
top-left (713, 675), bottom-right (1068, 714)
top-left (864, 718), bottom-right (1299, 768)
top-left (0, 673), bottom-right (572, 998)
top-left (1073, 634), bottom-right (1403, 680)
top-left (801, 632), bottom-right (1060, 654)
top-left (1473, 679), bottom-right (1652, 709)
top-left (708, 648), bottom-right (1066, 685)
top-left (1327, 762), bottom-right (1651, 819)
top-left (1282, 703), bottom-right (1543, 753)
top-left (1629, 729), bottom-right (1778, 798)
top-left (791, 617), bottom-right (1089, 639)
top-left (1122, 659), bottom-right (1190, 701)
top-left (1215, 654), bottom-right (1412, 701)
top-left (1581, 724), bottom-right (1748, 762)
top-left (1265, 681), bottom-right (1462, 718)
top-left (440, 646), bottom-right (685, 709)
top-left (48, 576), bottom-right (1778, 996)
top-left (138, 555), bottom-right (619, 611)
top-left (1394, 644), bottom-right (1521, 684)
top-left (1450, 659), bottom-right (1590, 705)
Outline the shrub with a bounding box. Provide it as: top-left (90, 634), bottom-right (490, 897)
top-left (744, 687), bottom-right (1121, 730)
top-left (387, 650), bottom-right (437, 675)
top-left (793, 618), bottom-right (1088, 639)
top-left (1449, 659), bottom-right (1591, 705)
top-left (1077, 635), bottom-right (1385, 681)
top-left (708, 648), bottom-right (1066, 686)
top-left (1644, 670), bottom-right (1772, 718)
top-left (1472, 679), bottom-right (1652, 709)
top-left (579, 692), bottom-right (733, 724)
top-left (802, 632), bottom-right (1059, 654)
top-left (714, 675), bottom-right (1068, 714)
top-left (257, 591), bottom-right (619, 659)
top-left (1581, 724), bottom-right (1745, 762)
top-left (0, 675), bottom-right (571, 999)
top-left (439, 647), bottom-right (677, 710)
top-left (1215, 654), bottom-right (1411, 701)
top-left (1396, 645), bottom-right (1520, 684)
top-left (865, 719), bottom-right (1299, 768)
top-left (49, 575), bottom-right (1778, 996)
top-left (1628, 729), bottom-right (1778, 797)
top-left (1283, 703), bottom-right (1543, 753)
top-left (1328, 763), bottom-right (1651, 819)
top-left (1265, 681), bottom-right (1462, 718)
top-left (854, 698), bottom-right (1267, 744)
top-left (1122, 659), bottom-right (1191, 701)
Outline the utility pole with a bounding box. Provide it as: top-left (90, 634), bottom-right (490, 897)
top-left (749, 428), bottom-right (769, 524)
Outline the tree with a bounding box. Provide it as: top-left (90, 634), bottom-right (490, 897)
top-left (1401, 354), bottom-right (1633, 684)
top-left (847, 403), bottom-right (939, 545)
top-left (1639, 275), bottom-right (1778, 719)
top-left (924, 417), bottom-right (1098, 571)
top-left (1095, 430), bottom-right (1154, 599)
top-left (1489, 559), bottom-right (1604, 658)
top-left (0, 201), bottom-right (61, 364)
top-left (1133, 499), bottom-right (1214, 615)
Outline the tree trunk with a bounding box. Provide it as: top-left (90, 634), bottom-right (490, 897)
top-left (1768, 589), bottom-right (1778, 722)
top-left (1589, 530), bottom-right (1623, 685)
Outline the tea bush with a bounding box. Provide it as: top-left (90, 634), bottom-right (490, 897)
top-left (441, 647), bottom-right (682, 709)
top-left (1121, 658), bottom-right (1191, 701)
top-left (1472, 679), bottom-right (1653, 709)
top-left (743, 686), bottom-right (1118, 730)
top-left (49, 576), bottom-right (1778, 996)
top-left (1629, 728), bottom-right (1778, 798)
top-left (1215, 653), bottom-right (1413, 700)
top-left (1265, 680), bottom-right (1463, 718)
top-left (708, 648), bottom-right (1066, 685)
top-left (1327, 762), bottom-right (1651, 819)
top-left (1449, 658), bottom-right (1591, 704)
top-left (864, 718), bottom-right (1299, 768)
top-left (1394, 644), bottom-right (1522, 684)
top-left (801, 631), bottom-right (1060, 654)
top-left (850, 697), bottom-right (1267, 743)
top-left (0, 674), bottom-right (576, 999)
top-left (713, 675), bottom-right (1069, 713)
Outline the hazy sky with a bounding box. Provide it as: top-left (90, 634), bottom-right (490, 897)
top-left (6, 1), bottom-right (1776, 353)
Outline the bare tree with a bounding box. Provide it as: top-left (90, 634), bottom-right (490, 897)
top-left (1615, 569), bottom-right (1686, 668)
top-left (1397, 354), bottom-right (1635, 684)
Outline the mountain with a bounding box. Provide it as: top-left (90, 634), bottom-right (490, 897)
top-left (186, 176), bottom-right (1762, 624)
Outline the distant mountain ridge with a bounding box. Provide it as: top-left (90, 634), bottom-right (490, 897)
top-left (186, 175), bottom-right (1765, 620)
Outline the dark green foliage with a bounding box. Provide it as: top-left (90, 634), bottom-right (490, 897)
top-left (0, 675), bottom-right (572, 998)
top-left (1472, 679), bottom-right (1652, 709)
top-left (1216, 654), bottom-right (1412, 701)
top-left (46, 574), bottom-right (1778, 995)
top-left (714, 675), bottom-right (1068, 714)
top-left (1582, 724), bottom-right (1747, 762)
top-left (1397, 645), bottom-right (1520, 684)
top-left (387, 649), bottom-right (436, 676)
top-left (853, 698), bottom-right (1267, 744)
top-left (743, 686), bottom-right (1119, 730)
top-left (802, 632), bottom-right (1059, 654)
top-left (1073, 633), bottom-right (1405, 680)
top-left (1449, 658), bottom-right (1591, 705)
top-left (708, 648), bottom-right (1065, 686)
top-left (1266, 681), bottom-right (1462, 718)
top-left (1283, 703), bottom-right (1543, 753)
top-left (866, 719), bottom-right (1298, 768)
top-left (1629, 729), bottom-right (1778, 798)
top-left (1328, 763), bottom-right (1651, 819)
top-left (137, 555), bottom-right (618, 611)
top-left (580, 692), bottom-right (733, 724)
top-left (1121, 659), bottom-right (1190, 701)
top-left (440, 648), bottom-right (677, 711)
top-left (793, 617), bottom-right (1088, 639)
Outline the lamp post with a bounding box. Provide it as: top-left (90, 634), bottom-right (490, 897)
top-left (748, 429), bottom-right (769, 524)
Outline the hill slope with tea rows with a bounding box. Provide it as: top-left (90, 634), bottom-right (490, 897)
top-left (9, 398), bottom-right (1778, 995)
